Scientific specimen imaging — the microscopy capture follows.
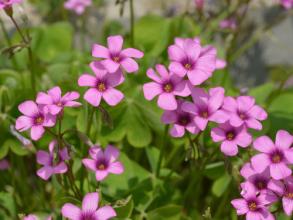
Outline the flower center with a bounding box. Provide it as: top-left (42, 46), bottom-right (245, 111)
top-left (97, 82), bottom-right (106, 92)
top-left (285, 192), bottom-right (293, 199)
top-left (248, 201), bottom-right (257, 211)
top-left (184, 63), bottom-right (192, 70)
top-left (35, 116), bottom-right (44, 125)
top-left (98, 163), bottom-right (106, 170)
top-left (80, 211), bottom-right (96, 220)
top-left (226, 132), bottom-right (235, 141)
top-left (271, 152), bottom-right (283, 163)
top-left (200, 111), bottom-right (209, 118)
top-left (256, 181), bottom-right (266, 190)
top-left (57, 102), bottom-right (63, 107)
top-left (178, 115), bottom-right (190, 126)
top-left (113, 56), bottom-right (120, 63)
top-left (239, 113), bottom-right (247, 120)
top-left (163, 83), bottom-right (173, 93)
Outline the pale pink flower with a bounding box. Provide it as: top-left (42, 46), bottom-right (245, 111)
top-left (268, 176), bottom-right (293, 216)
top-left (82, 145), bottom-right (124, 181)
top-left (251, 130), bottom-right (293, 180)
top-left (15, 101), bottom-right (56, 140)
top-left (194, 0), bottom-right (204, 10)
top-left (182, 87), bottom-right (229, 131)
top-left (143, 64), bottom-right (191, 110)
top-left (78, 61), bottom-right (124, 107)
top-left (0, 0), bottom-right (22, 9)
top-left (219, 18), bottom-right (237, 30)
top-left (161, 100), bottom-right (200, 138)
top-left (280, 0), bottom-right (293, 9)
top-left (231, 182), bottom-right (276, 220)
top-left (0, 159), bottom-right (10, 170)
top-left (36, 140), bottom-right (70, 180)
top-left (64, 0), bottom-right (92, 15)
top-left (211, 122), bottom-right (252, 156)
top-left (222, 96), bottom-right (267, 130)
top-left (92, 35), bottom-right (144, 73)
top-left (36, 86), bottom-right (81, 115)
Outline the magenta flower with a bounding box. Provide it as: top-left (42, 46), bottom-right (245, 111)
top-left (143, 64), bottom-right (191, 110)
top-left (182, 87), bottom-right (229, 130)
top-left (78, 61), bottom-right (124, 107)
top-left (82, 145), bottom-right (124, 181)
top-left (251, 130), bottom-right (293, 180)
top-left (219, 18), bottom-right (237, 30)
top-left (240, 162), bottom-right (272, 193)
top-left (161, 100), bottom-right (199, 138)
top-left (64, 0), bottom-right (92, 15)
top-left (194, 0), bottom-right (204, 10)
top-left (280, 0), bottom-right (293, 9)
top-left (62, 192), bottom-right (116, 220)
top-left (211, 122), bottom-right (252, 156)
top-left (36, 140), bottom-right (70, 180)
top-left (36, 86), bottom-right (81, 115)
top-left (268, 176), bottom-right (293, 216)
top-left (0, 0), bottom-right (22, 9)
top-left (92, 35), bottom-right (144, 73)
top-left (168, 38), bottom-right (216, 85)
top-left (231, 182), bottom-right (276, 220)
top-left (0, 159), bottom-right (10, 170)
top-left (15, 101), bottom-right (56, 140)
top-left (222, 96), bottom-right (267, 130)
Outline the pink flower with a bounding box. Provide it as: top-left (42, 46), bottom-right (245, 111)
top-left (82, 145), bottom-right (124, 181)
top-left (251, 130), bottom-right (293, 180)
top-left (168, 38), bottom-right (216, 85)
top-left (268, 176), bottom-right (293, 216)
top-left (36, 140), bottom-right (70, 180)
top-left (143, 64), bottom-right (191, 110)
top-left (0, 159), bottom-right (10, 170)
top-left (15, 101), bottom-right (56, 140)
top-left (182, 87), bottom-right (229, 130)
top-left (23, 214), bottom-right (52, 220)
top-left (62, 192), bottom-right (116, 220)
top-left (222, 96), bottom-right (267, 130)
top-left (211, 122), bottom-right (252, 156)
top-left (219, 18), bottom-right (237, 30)
top-left (240, 162), bottom-right (272, 193)
top-left (161, 100), bottom-right (200, 138)
top-left (92, 35), bottom-right (144, 73)
top-left (0, 0), bottom-right (22, 9)
top-left (36, 86), bottom-right (81, 115)
top-left (64, 0), bottom-right (92, 15)
top-left (194, 0), bottom-right (204, 10)
top-left (280, 0), bottom-right (293, 9)
top-left (231, 182), bottom-right (276, 220)
top-left (78, 61), bottom-right (124, 107)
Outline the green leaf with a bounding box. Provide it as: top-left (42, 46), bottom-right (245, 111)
top-left (5, 139), bottom-right (28, 156)
top-left (212, 173), bottom-right (231, 197)
top-left (146, 204), bottom-right (183, 220)
top-left (203, 162), bottom-right (225, 180)
top-left (114, 196), bottom-right (134, 219)
top-left (0, 143), bottom-right (9, 160)
top-left (269, 93), bottom-right (293, 114)
top-left (248, 82), bottom-right (275, 104)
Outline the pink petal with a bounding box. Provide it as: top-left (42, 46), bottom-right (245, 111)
top-left (102, 88), bottom-right (124, 106)
top-left (170, 124), bottom-right (185, 137)
top-left (283, 197), bottom-right (293, 216)
top-left (108, 161), bottom-right (124, 174)
top-left (245, 118), bottom-right (262, 130)
top-left (36, 92), bottom-right (53, 105)
top-left (84, 88), bottom-right (102, 107)
top-left (275, 130), bottom-right (293, 150)
top-left (209, 110), bottom-right (229, 123)
top-left (235, 131), bottom-right (252, 148)
top-left (211, 127), bottom-right (226, 142)
top-left (231, 199), bottom-right (248, 215)
top-left (82, 192), bottom-right (99, 211)
top-left (43, 114), bottom-right (56, 127)
top-left (121, 58), bottom-right (139, 73)
top-left (107, 35), bottom-right (123, 53)
top-left (143, 82), bottom-right (162, 100)
top-left (155, 64), bottom-right (169, 78)
top-left (15, 116), bottom-right (33, 131)
top-left (121, 48), bottom-right (143, 58)
top-left (253, 136), bottom-right (275, 153)
top-left (47, 105), bottom-right (62, 115)
top-left (168, 62), bottom-right (186, 77)
top-left (61, 203), bottom-right (81, 219)
top-left (37, 166), bottom-right (53, 180)
top-left (100, 59), bottom-right (120, 73)
top-left (247, 105), bottom-right (267, 121)
top-left (90, 61), bottom-right (108, 78)
top-left (251, 153), bottom-right (271, 173)
top-left (229, 114), bottom-right (244, 127)
top-left (53, 162), bottom-right (68, 174)
top-left (106, 70), bottom-right (125, 87)
top-left (284, 149), bottom-right (293, 163)
top-left (182, 102), bottom-right (199, 115)
top-left (215, 59), bottom-right (226, 69)
top-left (173, 80), bottom-right (191, 97)
top-left (186, 123), bottom-right (200, 134)
top-left (157, 93), bottom-right (177, 110)
top-left (36, 150), bottom-right (51, 165)
top-left (92, 44), bottom-right (110, 58)
top-left (96, 170), bottom-right (109, 181)
top-left (268, 179), bottom-right (285, 196)
top-left (64, 101), bottom-right (82, 107)
top-left (146, 68), bottom-right (161, 82)
top-left (48, 86), bottom-right (62, 102)
top-left (187, 69), bottom-right (210, 86)
top-left (270, 163), bottom-right (291, 180)
top-left (237, 96), bottom-right (255, 113)
top-left (246, 211), bottom-right (263, 220)
top-left (220, 141), bottom-right (238, 156)
top-left (208, 87), bottom-right (225, 112)
top-left (89, 146), bottom-right (103, 159)
top-left (222, 97), bottom-right (237, 112)
top-left (78, 74), bottom-right (97, 87)
top-left (240, 163), bottom-right (255, 179)
top-left (161, 111), bottom-right (177, 124)
top-left (105, 145), bottom-right (120, 163)
top-left (82, 159), bottom-right (97, 171)
top-left (95, 206), bottom-right (117, 220)
top-left (30, 125), bottom-right (45, 141)
top-left (183, 39), bottom-right (201, 61)
top-left (194, 117), bottom-right (208, 131)
top-left (62, 91), bottom-right (80, 101)
top-left (168, 45), bottom-right (186, 61)
top-left (18, 100), bottom-right (39, 117)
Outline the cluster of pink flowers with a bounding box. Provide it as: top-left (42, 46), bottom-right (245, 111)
top-left (79, 35), bottom-right (144, 107)
top-left (64, 0), bottom-right (92, 15)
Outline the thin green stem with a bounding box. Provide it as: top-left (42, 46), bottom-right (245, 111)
top-left (155, 125), bottom-right (169, 177)
top-left (129, 0), bottom-right (135, 46)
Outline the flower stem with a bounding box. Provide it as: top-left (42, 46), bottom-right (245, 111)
top-left (156, 125), bottom-right (169, 178)
top-left (129, 0), bottom-right (135, 46)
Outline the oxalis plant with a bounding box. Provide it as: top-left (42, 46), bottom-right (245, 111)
top-left (0, 0), bottom-right (293, 220)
